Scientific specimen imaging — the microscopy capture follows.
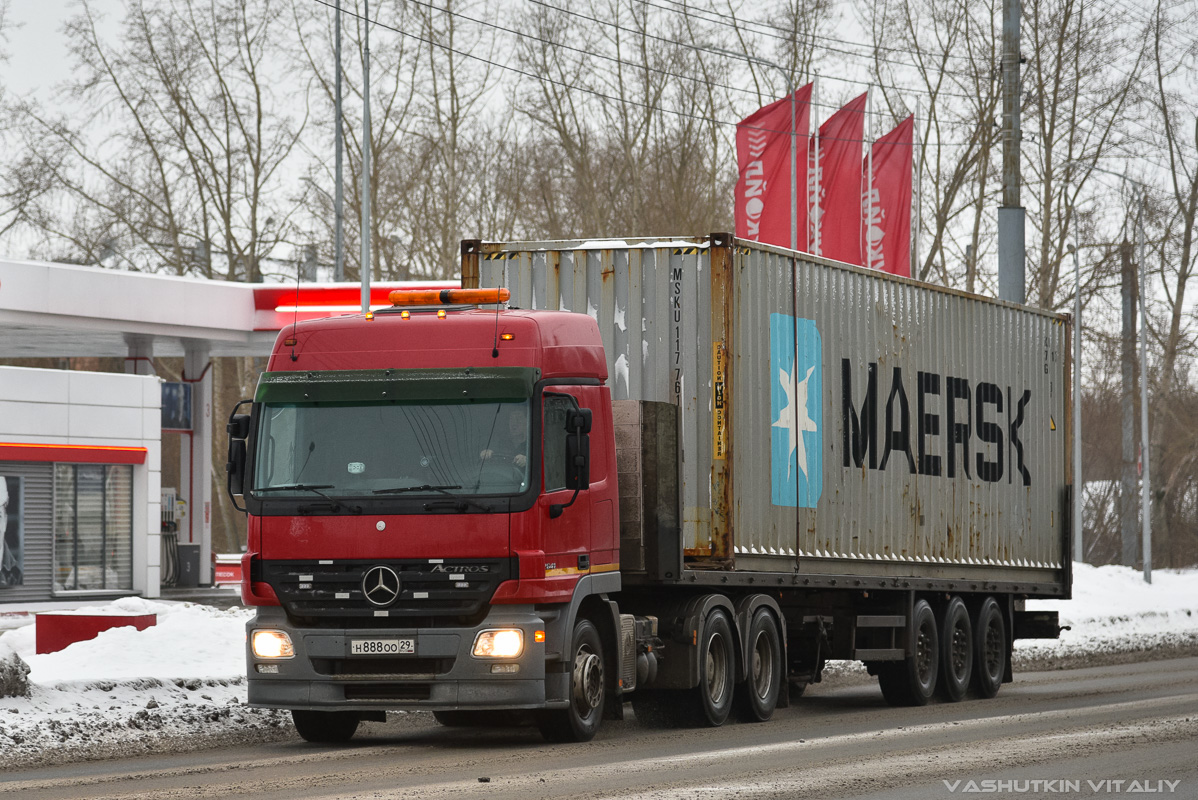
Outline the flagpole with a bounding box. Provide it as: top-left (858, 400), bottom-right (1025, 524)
top-left (790, 79), bottom-right (797, 252)
top-left (866, 85), bottom-right (874, 271)
top-left (914, 98), bottom-right (921, 278)
top-left (360, 0), bottom-right (372, 313)
top-left (812, 72), bottom-right (821, 255)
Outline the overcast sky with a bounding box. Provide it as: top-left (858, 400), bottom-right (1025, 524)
top-left (5, 0), bottom-right (117, 98)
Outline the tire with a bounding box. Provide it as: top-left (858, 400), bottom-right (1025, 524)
top-left (537, 618), bottom-right (605, 743)
top-left (973, 597), bottom-right (1007, 699)
top-left (937, 596), bottom-right (973, 702)
top-left (691, 609), bottom-right (736, 727)
top-left (877, 599), bottom-right (939, 707)
top-left (735, 608), bottom-right (783, 722)
top-left (291, 709), bottom-right (359, 743)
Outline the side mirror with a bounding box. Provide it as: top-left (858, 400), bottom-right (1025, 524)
top-left (553, 407), bottom-right (591, 517)
top-left (227, 439), bottom-right (247, 496)
top-left (566, 408), bottom-right (592, 435)
top-left (565, 426), bottom-right (590, 491)
top-left (225, 403), bottom-right (252, 511)
top-left (227, 413), bottom-right (250, 440)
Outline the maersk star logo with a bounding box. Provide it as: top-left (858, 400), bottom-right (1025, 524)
top-left (770, 314), bottom-right (822, 508)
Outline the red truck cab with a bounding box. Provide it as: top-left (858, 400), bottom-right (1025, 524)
top-left (229, 290), bottom-right (621, 742)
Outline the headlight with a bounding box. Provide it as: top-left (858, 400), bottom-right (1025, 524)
top-left (251, 629), bottom-right (295, 659)
top-left (472, 629), bottom-right (524, 658)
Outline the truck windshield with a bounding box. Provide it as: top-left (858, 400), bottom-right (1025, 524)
top-left (252, 400), bottom-right (531, 498)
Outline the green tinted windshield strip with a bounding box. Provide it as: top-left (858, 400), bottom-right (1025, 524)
top-left (255, 367), bottom-right (540, 404)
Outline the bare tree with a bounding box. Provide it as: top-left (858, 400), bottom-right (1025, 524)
top-left (1024, 0), bottom-right (1143, 312)
top-left (861, 0), bottom-right (1004, 288)
top-left (514, 0), bottom-right (733, 238)
top-left (1143, 0), bottom-right (1198, 566)
top-left (16, 0), bottom-right (305, 278)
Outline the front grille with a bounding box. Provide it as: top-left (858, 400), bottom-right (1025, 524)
top-left (312, 658), bottom-right (453, 678)
top-left (345, 683), bottom-right (432, 701)
top-left (260, 558), bottom-right (512, 623)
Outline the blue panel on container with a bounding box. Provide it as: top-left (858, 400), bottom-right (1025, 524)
top-left (770, 313), bottom-right (822, 508)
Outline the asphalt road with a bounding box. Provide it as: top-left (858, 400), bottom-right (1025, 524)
top-left (4, 657), bottom-right (1197, 800)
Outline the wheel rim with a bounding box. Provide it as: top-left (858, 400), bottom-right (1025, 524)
top-left (951, 623), bottom-right (970, 677)
top-left (984, 619), bottom-right (1003, 679)
top-left (572, 645), bottom-right (604, 717)
top-left (751, 631), bottom-right (774, 700)
top-left (916, 621), bottom-right (934, 684)
top-left (706, 632), bottom-right (729, 705)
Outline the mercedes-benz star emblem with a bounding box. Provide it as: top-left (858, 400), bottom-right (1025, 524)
top-left (361, 565), bottom-right (401, 607)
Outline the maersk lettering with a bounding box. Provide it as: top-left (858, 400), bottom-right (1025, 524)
top-left (880, 367), bottom-right (916, 473)
top-left (917, 371), bottom-right (942, 477)
top-left (841, 360), bottom-right (878, 469)
top-left (841, 360), bottom-right (1032, 486)
top-left (946, 377), bottom-right (971, 479)
top-left (976, 382), bottom-right (1004, 482)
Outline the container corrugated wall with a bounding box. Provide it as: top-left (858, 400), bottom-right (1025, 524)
top-left (470, 236), bottom-right (1068, 586)
top-left (474, 238), bottom-right (717, 554)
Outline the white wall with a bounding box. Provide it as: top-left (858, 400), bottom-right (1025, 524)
top-left (0, 366), bottom-right (162, 598)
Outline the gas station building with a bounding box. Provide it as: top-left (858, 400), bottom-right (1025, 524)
top-left (0, 257), bottom-right (437, 605)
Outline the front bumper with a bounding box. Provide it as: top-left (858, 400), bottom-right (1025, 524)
top-left (246, 605), bottom-right (554, 711)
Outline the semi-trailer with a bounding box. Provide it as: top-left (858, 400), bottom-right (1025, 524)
top-left (227, 234), bottom-right (1070, 743)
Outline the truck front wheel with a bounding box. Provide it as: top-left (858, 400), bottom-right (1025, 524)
top-left (538, 618), bottom-right (605, 743)
top-left (291, 710), bottom-right (359, 743)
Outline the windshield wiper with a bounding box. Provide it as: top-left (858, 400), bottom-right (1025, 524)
top-left (373, 483), bottom-right (462, 496)
top-left (255, 483), bottom-right (336, 499)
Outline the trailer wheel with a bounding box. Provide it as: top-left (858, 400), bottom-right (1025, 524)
top-left (538, 618), bottom-right (605, 743)
top-left (692, 609), bottom-right (736, 726)
top-left (736, 608), bottom-right (782, 722)
top-left (291, 710), bottom-right (359, 743)
top-left (878, 599), bottom-right (938, 707)
top-left (937, 596), bottom-right (973, 702)
top-left (973, 597), bottom-right (1006, 699)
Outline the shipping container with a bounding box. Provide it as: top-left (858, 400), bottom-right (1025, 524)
top-left (465, 234), bottom-right (1070, 595)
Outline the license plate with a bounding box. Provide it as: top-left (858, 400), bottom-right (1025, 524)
top-left (350, 638), bottom-right (414, 656)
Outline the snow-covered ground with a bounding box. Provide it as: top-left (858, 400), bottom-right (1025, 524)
top-left (1, 564), bottom-right (1196, 771)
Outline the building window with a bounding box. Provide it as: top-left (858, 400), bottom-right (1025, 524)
top-left (54, 464), bottom-right (133, 592)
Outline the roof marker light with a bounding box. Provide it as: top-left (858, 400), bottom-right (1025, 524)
top-left (437, 309), bottom-right (447, 319)
top-left (500, 333), bottom-right (514, 341)
top-left (400, 310), bottom-right (410, 319)
top-left (388, 288), bottom-right (511, 306)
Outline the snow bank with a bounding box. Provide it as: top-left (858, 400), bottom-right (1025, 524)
top-left (0, 598), bottom-right (289, 770)
top-left (1018, 563), bottom-right (1198, 662)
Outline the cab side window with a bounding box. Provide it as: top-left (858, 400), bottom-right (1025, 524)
top-left (543, 394), bottom-right (574, 492)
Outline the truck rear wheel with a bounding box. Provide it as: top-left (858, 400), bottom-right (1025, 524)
top-left (973, 597), bottom-right (1006, 699)
top-left (692, 609), bottom-right (736, 726)
top-left (736, 608), bottom-right (782, 722)
top-left (937, 596), bottom-right (973, 702)
top-left (878, 599), bottom-right (938, 707)
top-left (538, 618), bottom-right (605, 743)
top-left (291, 710), bottom-right (359, 743)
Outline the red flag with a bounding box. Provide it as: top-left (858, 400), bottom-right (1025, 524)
top-left (864, 115), bottom-right (914, 277)
top-left (814, 93), bottom-right (866, 265)
top-left (735, 85), bottom-right (813, 249)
